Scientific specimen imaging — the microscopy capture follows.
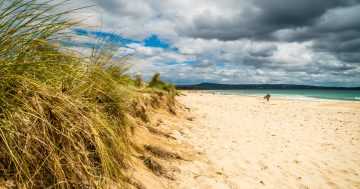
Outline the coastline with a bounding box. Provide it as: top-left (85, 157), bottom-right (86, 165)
top-left (162, 91), bottom-right (360, 188)
top-left (186, 90), bottom-right (360, 103)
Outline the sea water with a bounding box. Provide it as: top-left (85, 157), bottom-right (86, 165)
top-left (207, 90), bottom-right (360, 102)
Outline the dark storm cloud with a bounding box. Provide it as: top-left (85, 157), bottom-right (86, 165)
top-left (185, 0), bottom-right (359, 41)
top-left (253, 0), bottom-right (348, 27)
top-left (89, 0), bottom-right (153, 18)
top-left (314, 36), bottom-right (360, 53)
top-left (311, 26), bottom-right (360, 57)
top-left (275, 4), bottom-right (360, 56)
top-left (180, 0), bottom-right (360, 69)
top-left (336, 52), bottom-right (360, 63)
top-left (248, 44), bottom-right (278, 57)
top-left (182, 10), bottom-right (263, 41)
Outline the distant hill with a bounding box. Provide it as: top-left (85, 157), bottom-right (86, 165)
top-left (176, 83), bottom-right (360, 90)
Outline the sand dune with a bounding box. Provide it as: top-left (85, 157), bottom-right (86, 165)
top-left (166, 91), bottom-right (360, 189)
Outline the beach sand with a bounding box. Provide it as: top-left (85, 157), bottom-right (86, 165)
top-left (162, 91), bottom-right (360, 189)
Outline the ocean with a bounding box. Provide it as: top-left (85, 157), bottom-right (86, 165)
top-left (207, 89), bottom-right (360, 102)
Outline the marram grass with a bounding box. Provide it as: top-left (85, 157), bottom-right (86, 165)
top-left (0, 0), bottom-right (145, 188)
top-left (149, 73), bottom-right (176, 93)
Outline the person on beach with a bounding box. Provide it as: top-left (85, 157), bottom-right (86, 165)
top-left (264, 92), bottom-right (271, 102)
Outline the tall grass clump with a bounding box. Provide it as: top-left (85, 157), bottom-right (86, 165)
top-left (148, 73), bottom-right (176, 93)
top-left (0, 0), bottom-right (134, 188)
top-left (134, 74), bottom-right (143, 87)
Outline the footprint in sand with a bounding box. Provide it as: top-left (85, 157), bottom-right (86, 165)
top-left (338, 169), bottom-right (349, 175)
top-left (258, 161), bottom-right (269, 171)
top-left (325, 180), bottom-right (339, 188)
top-left (293, 159), bottom-right (301, 164)
top-left (261, 165), bottom-right (268, 170)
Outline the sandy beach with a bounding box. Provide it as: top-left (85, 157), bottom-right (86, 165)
top-left (158, 91), bottom-right (360, 189)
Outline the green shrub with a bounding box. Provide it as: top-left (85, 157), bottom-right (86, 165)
top-left (149, 73), bottom-right (163, 87)
top-left (135, 74), bottom-right (143, 87)
top-left (148, 73), bottom-right (176, 93)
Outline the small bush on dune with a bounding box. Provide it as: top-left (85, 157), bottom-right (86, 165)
top-left (149, 73), bottom-right (164, 87)
top-left (148, 73), bottom-right (176, 93)
top-left (0, 0), bottom-right (134, 188)
top-left (135, 74), bottom-right (143, 87)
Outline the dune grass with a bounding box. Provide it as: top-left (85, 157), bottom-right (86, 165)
top-left (0, 0), bottom-right (146, 188)
top-left (149, 73), bottom-right (176, 93)
top-left (134, 74), bottom-right (143, 88)
top-left (0, 1), bottom-right (178, 187)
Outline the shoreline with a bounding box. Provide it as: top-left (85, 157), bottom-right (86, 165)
top-left (182, 90), bottom-right (360, 103)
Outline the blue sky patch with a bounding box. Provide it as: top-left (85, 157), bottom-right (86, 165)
top-left (183, 60), bottom-right (196, 65)
top-left (73, 29), bottom-right (140, 46)
top-left (144, 35), bottom-right (170, 49)
top-left (215, 62), bottom-right (225, 67)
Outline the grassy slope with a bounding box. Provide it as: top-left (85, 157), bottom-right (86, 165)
top-left (0, 0), bottom-right (176, 188)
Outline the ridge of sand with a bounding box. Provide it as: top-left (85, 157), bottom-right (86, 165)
top-left (164, 91), bottom-right (360, 189)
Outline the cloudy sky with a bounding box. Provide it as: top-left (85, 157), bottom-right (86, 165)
top-left (68, 0), bottom-right (359, 86)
